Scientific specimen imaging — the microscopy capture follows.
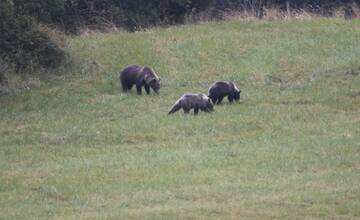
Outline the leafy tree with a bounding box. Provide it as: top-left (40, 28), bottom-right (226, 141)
top-left (0, 0), bottom-right (65, 73)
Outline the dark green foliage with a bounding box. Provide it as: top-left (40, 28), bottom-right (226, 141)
top-left (4, 0), bottom-right (356, 34)
top-left (12, 0), bottom-right (66, 24)
top-left (6, 0), bottom-right (215, 33)
top-left (64, 0), bottom-right (214, 32)
top-left (0, 0), bottom-right (65, 73)
top-left (213, 0), bottom-right (358, 17)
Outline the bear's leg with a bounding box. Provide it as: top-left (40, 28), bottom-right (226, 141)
top-left (136, 79), bottom-right (144, 95)
top-left (217, 96), bottom-right (224, 104)
top-left (127, 84), bottom-right (133, 91)
top-left (144, 84), bottom-right (150, 94)
top-left (194, 108), bottom-right (199, 115)
top-left (121, 81), bottom-right (128, 92)
top-left (183, 108), bottom-right (190, 114)
top-left (228, 95), bottom-right (234, 103)
top-left (136, 85), bottom-right (142, 95)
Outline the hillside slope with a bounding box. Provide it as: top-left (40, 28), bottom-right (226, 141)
top-left (1, 19), bottom-right (360, 219)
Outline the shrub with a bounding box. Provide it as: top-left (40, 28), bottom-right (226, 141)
top-left (0, 0), bottom-right (65, 73)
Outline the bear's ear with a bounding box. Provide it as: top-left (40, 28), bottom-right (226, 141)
top-left (148, 78), bottom-right (157, 85)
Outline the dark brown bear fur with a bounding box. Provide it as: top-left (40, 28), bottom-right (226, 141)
top-left (168, 93), bottom-right (214, 115)
top-left (208, 81), bottom-right (241, 104)
top-left (119, 65), bottom-right (161, 95)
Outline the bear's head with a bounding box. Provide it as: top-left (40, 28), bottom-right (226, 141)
top-left (200, 94), bottom-right (214, 112)
top-left (206, 98), bottom-right (214, 111)
top-left (234, 90), bottom-right (241, 101)
top-left (232, 83), bottom-right (241, 102)
top-left (143, 67), bottom-right (161, 94)
top-left (148, 78), bottom-right (161, 94)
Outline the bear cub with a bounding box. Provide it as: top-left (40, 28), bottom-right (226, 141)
top-left (208, 81), bottom-right (241, 104)
top-left (168, 93), bottom-right (214, 115)
top-left (119, 65), bottom-right (161, 95)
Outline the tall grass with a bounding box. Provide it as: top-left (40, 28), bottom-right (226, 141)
top-left (0, 18), bottom-right (360, 219)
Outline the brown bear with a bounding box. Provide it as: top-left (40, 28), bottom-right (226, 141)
top-left (208, 81), bottom-right (241, 104)
top-left (119, 65), bottom-right (161, 95)
top-left (168, 93), bottom-right (214, 115)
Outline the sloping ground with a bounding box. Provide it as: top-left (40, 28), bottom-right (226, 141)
top-left (0, 18), bottom-right (360, 219)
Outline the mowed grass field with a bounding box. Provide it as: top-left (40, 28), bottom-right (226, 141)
top-left (1, 18), bottom-right (360, 219)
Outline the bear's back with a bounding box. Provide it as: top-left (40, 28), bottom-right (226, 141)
top-left (120, 65), bottom-right (142, 82)
top-left (181, 93), bottom-right (208, 107)
top-left (209, 81), bottom-right (232, 94)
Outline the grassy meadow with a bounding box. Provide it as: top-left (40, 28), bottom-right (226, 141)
top-left (1, 18), bottom-right (360, 219)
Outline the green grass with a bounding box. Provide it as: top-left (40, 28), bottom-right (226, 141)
top-left (1, 18), bottom-right (360, 219)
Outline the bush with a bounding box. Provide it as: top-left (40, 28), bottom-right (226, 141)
top-left (6, 0), bottom-right (215, 33)
top-left (212, 0), bottom-right (357, 16)
top-left (0, 0), bottom-right (65, 74)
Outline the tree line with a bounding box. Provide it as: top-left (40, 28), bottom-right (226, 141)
top-left (0, 0), bottom-right (358, 83)
top-left (5, 0), bottom-right (357, 33)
